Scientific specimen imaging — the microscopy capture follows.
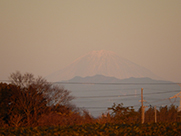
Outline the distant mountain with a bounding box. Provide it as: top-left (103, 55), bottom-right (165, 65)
top-left (47, 50), bottom-right (159, 82)
top-left (68, 74), bottom-right (121, 83)
top-left (68, 74), bottom-right (168, 83)
top-left (58, 75), bottom-right (180, 117)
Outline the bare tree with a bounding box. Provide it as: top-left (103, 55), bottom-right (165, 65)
top-left (46, 85), bottom-right (74, 107)
top-left (8, 71), bottom-right (75, 126)
top-left (9, 71), bottom-right (74, 107)
top-left (10, 71), bottom-right (35, 88)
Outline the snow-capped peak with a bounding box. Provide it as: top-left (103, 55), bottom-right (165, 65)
top-left (47, 50), bottom-right (159, 82)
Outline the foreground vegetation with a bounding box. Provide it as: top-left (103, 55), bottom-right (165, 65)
top-left (0, 122), bottom-right (181, 136)
top-left (1, 72), bottom-right (181, 135)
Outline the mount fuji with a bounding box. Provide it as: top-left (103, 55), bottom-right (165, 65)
top-left (47, 50), bottom-right (159, 82)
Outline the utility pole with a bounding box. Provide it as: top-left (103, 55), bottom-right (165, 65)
top-left (141, 88), bottom-right (144, 124)
top-left (154, 106), bottom-right (157, 123)
top-left (140, 88), bottom-right (148, 124)
top-left (169, 83), bottom-right (181, 112)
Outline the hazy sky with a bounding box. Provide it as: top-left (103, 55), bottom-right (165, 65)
top-left (1, 0), bottom-right (181, 82)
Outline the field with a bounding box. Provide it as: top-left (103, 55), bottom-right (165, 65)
top-left (0, 122), bottom-right (181, 136)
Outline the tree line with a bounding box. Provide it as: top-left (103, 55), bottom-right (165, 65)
top-left (0, 72), bottom-right (180, 128)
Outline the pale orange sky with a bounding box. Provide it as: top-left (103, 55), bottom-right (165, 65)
top-left (0, 0), bottom-right (181, 82)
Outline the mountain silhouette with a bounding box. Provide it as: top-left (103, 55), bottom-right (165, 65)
top-left (47, 50), bottom-right (159, 82)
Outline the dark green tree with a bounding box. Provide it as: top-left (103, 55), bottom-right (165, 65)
top-left (145, 106), bottom-right (155, 123)
top-left (0, 83), bottom-right (19, 126)
top-left (108, 103), bottom-right (139, 123)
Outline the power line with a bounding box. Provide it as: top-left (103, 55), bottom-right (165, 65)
top-left (79, 107), bottom-right (108, 109)
top-left (68, 88), bottom-right (142, 92)
top-left (143, 97), bottom-right (180, 106)
top-left (75, 90), bottom-right (181, 98)
top-left (79, 104), bottom-right (141, 110)
top-left (76, 93), bottom-right (138, 98)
